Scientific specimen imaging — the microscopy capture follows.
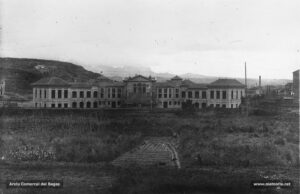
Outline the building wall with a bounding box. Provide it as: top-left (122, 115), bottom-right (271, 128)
top-left (293, 70), bottom-right (299, 103)
top-left (0, 80), bottom-right (5, 96)
top-left (32, 83), bottom-right (245, 109)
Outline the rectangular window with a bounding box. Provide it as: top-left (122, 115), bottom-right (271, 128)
top-left (169, 88), bottom-right (172, 98)
top-left (112, 88), bottom-right (116, 98)
top-left (58, 103), bottom-right (62, 108)
top-left (216, 91), bottom-right (220, 99)
top-left (195, 91), bottom-right (199, 98)
top-left (222, 91), bottom-right (226, 99)
top-left (188, 91), bottom-right (192, 98)
top-left (210, 91), bottom-right (214, 99)
top-left (108, 88), bottom-right (111, 98)
top-left (182, 91), bottom-right (186, 98)
top-left (169, 101), bottom-right (171, 105)
top-left (64, 103), bottom-right (68, 108)
top-left (51, 90), bottom-right (55, 99)
top-left (44, 90), bottom-right (47, 99)
top-left (39, 89), bottom-right (42, 98)
top-left (100, 88), bottom-right (104, 98)
top-left (236, 91), bottom-right (238, 99)
top-left (72, 91), bottom-right (77, 98)
top-left (51, 103), bottom-right (55, 108)
top-left (80, 91), bottom-right (84, 98)
top-left (158, 88), bottom-right (162, 98)
top-left (231, 104), bottom-right (233, 108)
top-left (202, 91), bottom-right (207, 99)
top-left (231, 90), bottom-right (233, 99)
top-left (117, 88), bottom-right (121, 98)
top-left (64, 90), bottom-right (68, 98)
top-left (58, 90), bottom-right (62, 98)
top-left (216, 104), bottom-right (220, 108)
top-left (222, 104), bottom-right (226, 108)
top-left (241, 91), bottom-right (243, 98)
top-left (35, 89), bottom-right (37, 99)
top-left (87, 91), bottom-right (91, 98)
top-left (164, 88), bottom-right (167, 98)
top-left (93, 91), bottom-right (98, 98)
top-left (175, 89), bottom-right (179, 98)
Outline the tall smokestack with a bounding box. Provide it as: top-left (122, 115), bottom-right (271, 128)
top-left (245, 62), bottom-right (247, 89)
top-left (259, 75), bottom-right (261, 88)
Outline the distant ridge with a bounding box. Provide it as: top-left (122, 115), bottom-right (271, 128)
top-left (0, 57), bottom-right (291, 98)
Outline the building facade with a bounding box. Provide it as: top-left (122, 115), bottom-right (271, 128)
top-left (32, 75), bottom-right (245, 109)
top-left (0, 80), bottom-right (5, 97)
top-left (293, 70), bottom-right (299, 103)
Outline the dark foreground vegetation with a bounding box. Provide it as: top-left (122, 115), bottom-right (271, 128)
top-left (0, 107), bottom-right (299, 193)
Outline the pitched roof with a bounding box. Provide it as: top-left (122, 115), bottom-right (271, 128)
top-left (209, 79), bottom-right (245, 88)
top-left (124, 75), bottom-right (155, 82)
top-left (181, 80), bottom-right (207, 89)
top-left (31, 77), bottom-right (70, 86)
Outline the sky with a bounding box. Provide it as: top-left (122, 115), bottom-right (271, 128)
top-left (0, 0), bottom-right (299, 79)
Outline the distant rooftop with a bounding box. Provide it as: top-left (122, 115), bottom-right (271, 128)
top-left (209, 79), bottom-right (245, 88)
top-left (31, 77), bottom-right (70, 86)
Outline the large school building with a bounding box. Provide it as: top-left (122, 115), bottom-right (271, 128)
top-left (31, 75), bottom-right (245, 109)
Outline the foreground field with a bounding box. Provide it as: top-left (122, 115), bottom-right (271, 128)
top-left (0, 108), bottom-right (299, 193)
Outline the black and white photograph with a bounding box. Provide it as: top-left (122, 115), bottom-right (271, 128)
top-left (0, 0), bottom-right (299, 193)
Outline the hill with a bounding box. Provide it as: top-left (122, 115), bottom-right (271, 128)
top-left (0, 58), bottom-right (102, 96)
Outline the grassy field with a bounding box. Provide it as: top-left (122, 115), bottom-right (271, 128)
top-left (0, 107), bottom-right (299, 193)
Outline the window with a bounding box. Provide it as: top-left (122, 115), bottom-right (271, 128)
top-left (188, 91), bottom-right (192, 98)
top-left (117, 88), bottom-right (121, 98)
top-left (169, 88), bottom-right (172, 98)
top-left (44, 104), bottom-right (46, 108)
top-left (210, 104), bottom-right (214, 108)
top-left (64, 103), bottom-right (68, 108)
top-left (216, 91), bottom-right (220, 99)
top-left (80, 102), bottom-right (84, 108)
top-left (87, 91), bottom-right (91, 98)
top-left (164, 88), bottom-right (167, 98)
top-left (222, 91), bottom-right (226, 99)
top-left (231, 90), bottom-right (233, 99)
top-left (93, 101), bottom-right (98, 108)
top-left (210, 91), bottom-right (214, 99)
top-left (174, 101), bottom-right (177, 105)
top-left (231, 104), bottom-right (233, 108)
top-left (57, 90), bottom-right (62, 98)
top-left (72, 102), bottom-right (77, 108)
top-left (182, 91), bottom-right (186, 98)
top-left (169, 101), bottom-right (172, 105)
top-left (35, 89), bottom-right (37, 98)
top-left (58, 103), bottom-right (62, 108)
top-left (86, 101), bottom-right (91, 108)
top-left (44, 90), bottom-right (47, 99)
top-left (51, 90), bottom-right (55, 99)
top-left (64, 90), bottom-right (68, 98)
top-left (222, 104), bottom-right (226, 108)
top-left (100, 88), bottom-right (104, 98)
top-left (202, 91), bottom-right (207, 99)
top-left (93, 91), bottom-right (98, 98)
top-left (142, 84), bottom-right (146, 93)
top-left (35, 103), bottom-right (37, 108)
top-left (112, 88), bottom-right (116, 98)
top-left (51, 103), bottom-right (55, 108)
top-left (241, 91), bottom-right (243, 98)
top-left (72, 91), bottom-right (77, 98)
top-left (236, 91), bottom-right (238, 99)
top-left (236, 104), bottom-right (238, 108)
top-left (40, 89), bottom-right (42, 98)
top-left (117, 101), bottom-right (121, 106)
top-left (158, 88), bottom-right (162, 98)
top-left (216, 104), bottom-right (220, 108)
top-left (195, 91), bottom-right (199, 98)
top-left (80, 91), bottom-right (84, 98)
top-left (175, 89), bottom-right (179, 98)
top-left (133, 84), bottom-right (137, 93)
